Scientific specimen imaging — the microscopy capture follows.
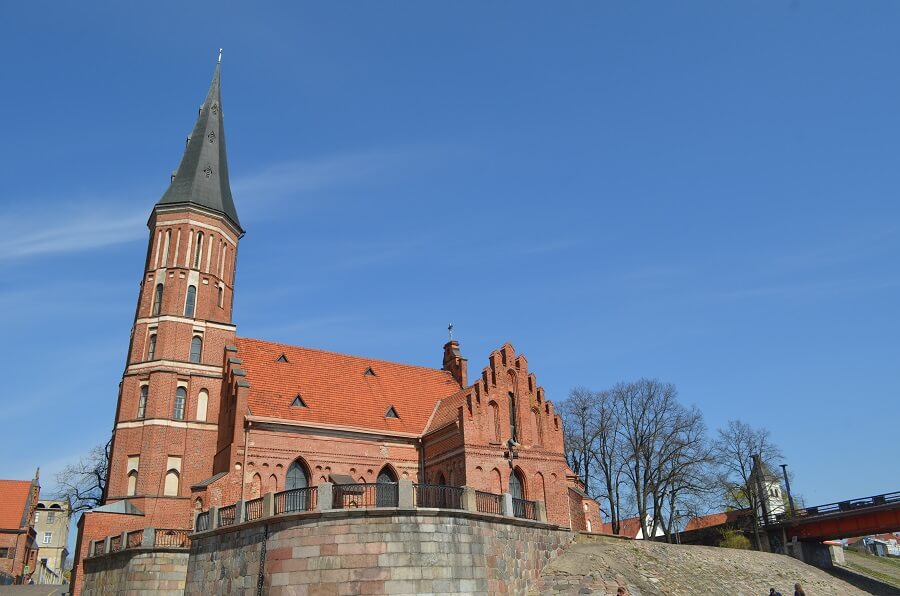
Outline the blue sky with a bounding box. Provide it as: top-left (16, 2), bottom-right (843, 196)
top-left (1, 1), bottom-right (898, 517)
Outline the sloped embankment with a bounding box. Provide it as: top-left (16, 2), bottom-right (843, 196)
top-left (534, 534), bottom-right (869, 595)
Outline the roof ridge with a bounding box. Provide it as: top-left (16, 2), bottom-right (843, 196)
top-left (236, 336), bottom-right (455, 377)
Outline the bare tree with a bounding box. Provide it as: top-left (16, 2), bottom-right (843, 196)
top-left (713, 419), bottom-right (782, 549)
top-left (54, 440), bottom-right (111, 514)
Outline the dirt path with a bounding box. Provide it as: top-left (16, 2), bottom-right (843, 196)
top-left (841, 550), bottom-right (900, 591)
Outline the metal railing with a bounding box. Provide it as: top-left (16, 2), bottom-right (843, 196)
top-left (245, 497), bottom-right (264, 521)
top-left (476, 490), bottom-right (502, 515)
top-left (274, 487), bottom-right (317, 514)
top-left (414, 484), bottom-right (464, 510)
top-left (109, 534), bottom-right (123, 552)
top-left (155, 528), bottom-right (191, 548)
top-left (761, 490), bottom-right (900, 526)
top-left (126, 529), bottom-right (143, 549)
top-left (512, 497), bottom-right (536, 520)
top-left (195, 511), bottom-right (210, 532)
top-left (218, 504), bottom-right (237, 527)
top-left (333, 482), bottom-right (398, 508)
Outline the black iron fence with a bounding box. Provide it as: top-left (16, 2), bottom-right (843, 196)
top-left (475, 490), bottom-right (502, 515)
top-left (414, 484), bottom-right (464, 509)
top-left (195, 511), bottom-right (210, 532)
top-left (155, 529), bottom-right (191, 548)
top-left (245, 497), bottom-right (264, 521)
top-left (274, 487), bottom-right (317, 514)
top-left (512, 497), bottom-right (536, 520)
top-left (218, 504), bottom-right (237, 527)
top-left (333, 482), bottom-right (398, 508)
top-left (761, 490), bottom-right (900, 526)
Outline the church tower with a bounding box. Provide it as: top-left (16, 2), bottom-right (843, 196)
top-left (105, 60), bottom-right (242, 528)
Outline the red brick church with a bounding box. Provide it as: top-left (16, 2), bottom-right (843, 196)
top-left (73, 60), bottom-right (599, 592)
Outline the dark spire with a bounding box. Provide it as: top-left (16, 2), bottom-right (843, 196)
top-left (156, 57), bottom-right (241, 231)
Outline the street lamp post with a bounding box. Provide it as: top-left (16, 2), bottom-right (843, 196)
top-left (780, 463), bottom-right (796, 516)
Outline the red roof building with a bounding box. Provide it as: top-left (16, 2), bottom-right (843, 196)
top-left (0, 473), bottom-right (41, 584)
top-left (72, 61), bottom-right (598, 594)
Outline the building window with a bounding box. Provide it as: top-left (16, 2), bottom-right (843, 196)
top-left (164, 470), bottom-right (180, 496)
top-left (217, 285), bottom-right (224, 308)
top-left (509, 469), bottom-right (525, 500)
top-left (147, 334), bottom-right (157, 360)
top-left (152, 283), bottom-right (164, 316)
top-left (193, 232), bottom-right (204, 269)
top-left (0, 548), bottom-right (8, 558)
top-left (174, 387), bottom-right (186, 420)
top-left (532, 408), bottom-right (543, 446)
top-left (138, 386), bottom-right (148, 419)
top-left (489, 401), bottom-right (500, 443)
top-left (42, 532), bottom-right (52, 545)
top-left (196, 389), bottom-right (208, 422)
top-left (163, 229), bottom-right (171, 266)
top-left (127, 470), bottom-right (138, 496)
top-left (185, 285), bottom-right (196, 317)
top-left (190, 336), bottom-right (202, 363)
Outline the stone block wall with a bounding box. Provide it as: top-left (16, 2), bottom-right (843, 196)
top-left (81, 549), bottom-right (189, 595)
top-left (185, 509), bottom-right (574, 595)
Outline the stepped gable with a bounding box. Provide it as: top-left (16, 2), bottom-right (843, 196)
top-left (235, 337), bottom-right (462, 435)
top-left (0, 480), bottom-right (33, 529)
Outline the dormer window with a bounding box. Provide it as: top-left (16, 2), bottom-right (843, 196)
top-left (276, 354), bottom-right (289, 363)
top-left (291, 395), bottom-right (307, 408)
top-left (385, 406), bottom-right (399, 419)
top-left (364, 367), bottom-right (376, 377)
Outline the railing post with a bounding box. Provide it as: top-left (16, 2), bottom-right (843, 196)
top-left (317, 483), bottom-right (333, 511)
top-left (235, 500), bottom-right (246, 523)
top-left (535, 500), bottom-right (548, 522)
top-left (142, 527), bottom-right (155, 548)
top-left (209, 506), bottom-right (220, 530)
top-left (501, 493), bottom-right (514, 517)
top-left (262, 491), bottom-right (276, 518)
top-left (461, 487), bottom-right (477, 512)
top-left (398, 480), bottom-right (414, 508)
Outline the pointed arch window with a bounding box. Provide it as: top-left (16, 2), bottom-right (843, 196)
top-left (184, 285), bottom-right (196, 317)
top-left (127, 470), bottom-right (138, 496)
top-left (508, 392), bottom-right (518, 442)
top-left (489, 401), bottom-right (501, 443)
top-left (196, 389), bottom-right (208, 421)
top-left (147, 334), bottom-right (157, 361)
top-left (286, 460), bottom-right (309, 490)
top-left (217, 285), bottom-right (224, 308)
top-left (137, 386), bottom-right (148, 419)
top-left (193, 232), bottom-right (204, 269)
top-left (173, 387), bottom-right (186, 420)
top-left (164, 469), bottom-right (180, 496)
top-left (162, 229), bottom-right (171, 267)
top-left (153, 284), bottom-right (164, 316)
top-left (532, 408), bottom-right (543, 446)
top-left (190, 336), bottom-right (203, 364)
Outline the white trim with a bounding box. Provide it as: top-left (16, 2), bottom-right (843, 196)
top-left (126, 359), bottom-right (222, 374)
top-left (174, 228), bottom-right (182, 267)
top-left (117, 419), bottom-right (218, 431)
top-left (246, 415), bottom-right (421, 442)
top-left (205, 233), bottom-right (213, 273)
top-left (184, 229), bottom-right (193, 268)
top-left (154, 230), bottom-right (162, 269)
top-left (134, 315), bottom-right (235, 331)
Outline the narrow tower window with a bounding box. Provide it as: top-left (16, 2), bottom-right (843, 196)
top-left (196, 389), bottom-right (208, 421)
top-left (173, 387), bottom-right (186, 420)
top-left (508, 392), bottom-right (518, 442)
top-left (190, 336), bottom-right (202, 363)
top-left (193, 232), bottom-right (204, 269)
top-left (152, 284), bottom-right (164, 316)
top-left (184, 285), bottom-right (196, 317)
top-left (217, 285), bottom-right (224, 308)
top-left (127, 471), bottom-right (138, 496)
top-left (137, 386), bottom-right (148, 419)
top-left (163, 229), bottom-right (171, 267)
top-left (147, 334), bottom-right (157, 361)
top-left (164, 469), bottom-right (180, 496)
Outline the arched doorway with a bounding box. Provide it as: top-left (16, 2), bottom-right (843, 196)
top-left (376, 465), bottom-right (398, 507)
top-left (284, 459), bottom-right (312, 511)
top-left (286, 459), bottom-right (309, 490)
top-left (509, 468), bottom-right (525, 500)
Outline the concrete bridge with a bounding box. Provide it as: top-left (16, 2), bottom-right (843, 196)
top-left (764, 490), bottom-right (900, 542)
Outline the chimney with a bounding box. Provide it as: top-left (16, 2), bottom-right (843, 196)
top-left (442, 341), bottom-right (468, 387)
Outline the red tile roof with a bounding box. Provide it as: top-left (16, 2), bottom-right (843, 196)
top-left (236, 337), bottom-right (462, 435)
top-left (425, 388), bottom-right (468, 434)
top-left (684, 509), bottom-right (748, 531)
top-left (0, 480), bottom-right (34, 530)
top-left (600, 516), bottom-right (645, 537)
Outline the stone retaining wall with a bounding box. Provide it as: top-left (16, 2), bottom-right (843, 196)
top-left (186, 508), bottom-right (574, 595)
top-left (82, 549), bottom-right (189, 595)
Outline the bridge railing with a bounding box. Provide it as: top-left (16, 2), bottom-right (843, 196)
top-left (760, 490), bottom-right (900, 526)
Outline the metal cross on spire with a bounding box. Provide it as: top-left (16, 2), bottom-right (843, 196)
top-left (447, 322), bottom-right (453, 341)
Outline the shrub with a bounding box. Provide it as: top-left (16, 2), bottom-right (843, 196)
top-left (719, 529), bottom-right (752, 550)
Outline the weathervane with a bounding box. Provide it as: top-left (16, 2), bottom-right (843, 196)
top-left (218, 48), bottom-right (223, 64)
top-left (447, 322), bottom-right (453, 341)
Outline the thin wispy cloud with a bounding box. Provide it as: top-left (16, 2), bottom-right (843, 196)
top-left (0, 204), bottom-right (146, 261)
